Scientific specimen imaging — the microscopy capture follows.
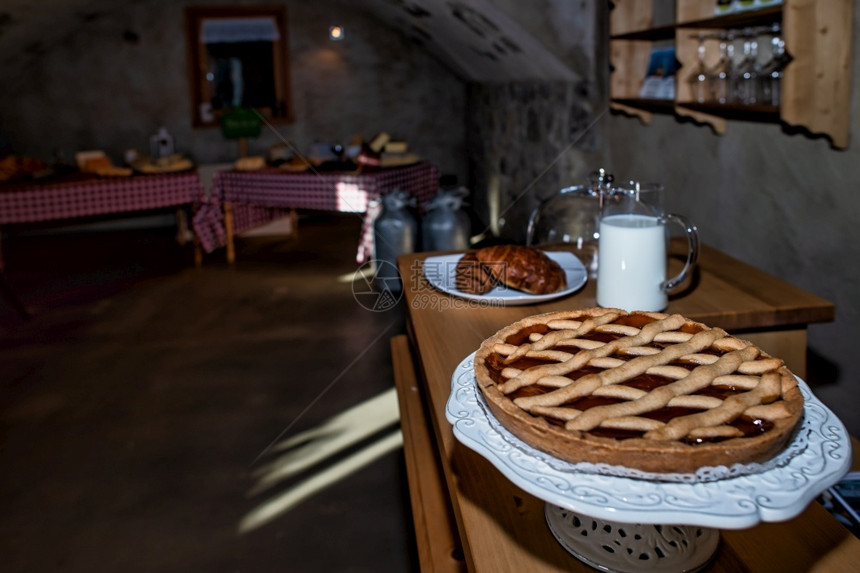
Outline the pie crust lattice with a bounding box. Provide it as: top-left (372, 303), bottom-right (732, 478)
top-left (474, 308), bottom-right (804, 474)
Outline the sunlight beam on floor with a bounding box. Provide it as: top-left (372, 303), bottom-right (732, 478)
top-left (249, 387), bottom-right (400, 495)
top-left (238, 429), bottom-right (403, 534)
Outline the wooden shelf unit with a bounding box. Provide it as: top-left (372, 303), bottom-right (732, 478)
top-left (609, 0), bottom-right (853, 148)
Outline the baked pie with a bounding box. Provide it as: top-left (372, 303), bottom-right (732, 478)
top-left (455, 245), bottom-right (566, 296)
top-left (474, 308), bottom-right (804, 474)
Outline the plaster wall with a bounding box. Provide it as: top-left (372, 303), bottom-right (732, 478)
top-left (0, 0), bottom-right (468, 183)
top-left (604, 7), bottom-right (860, 436)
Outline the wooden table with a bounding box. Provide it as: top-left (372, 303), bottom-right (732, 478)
top-left (392, 244), bottom-right (856, 572)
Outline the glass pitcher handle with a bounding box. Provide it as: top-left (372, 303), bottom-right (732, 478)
top-left (662, 213), bottom-right (699, 293)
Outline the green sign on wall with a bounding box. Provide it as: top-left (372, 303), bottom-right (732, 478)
top-left (220, 108), bottom-right (263, 139)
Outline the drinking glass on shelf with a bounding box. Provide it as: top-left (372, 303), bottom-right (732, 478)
top-left (686, 33), bottom-right (712, 104)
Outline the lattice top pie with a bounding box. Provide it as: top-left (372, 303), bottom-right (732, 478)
top-left (474, 308), bottom-right (804, 474)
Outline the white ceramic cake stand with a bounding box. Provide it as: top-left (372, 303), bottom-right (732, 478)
top-left (446, 352), bottom-right (853, 573)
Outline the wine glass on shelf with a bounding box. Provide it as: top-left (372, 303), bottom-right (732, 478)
top-left (685, 32), bottom-right (712, 104)
top-left (734, 28), bottom-right (762, 105)
top-left (758, 23), bottom-right (792, 107)
top-left (708, 31), bottom-right (735, 105)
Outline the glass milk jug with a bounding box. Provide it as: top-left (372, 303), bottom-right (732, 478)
top-left (597, 182), bottom-right (699, 312)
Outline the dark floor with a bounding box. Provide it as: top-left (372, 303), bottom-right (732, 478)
top-left (0, 213), bottom-right (418, 572)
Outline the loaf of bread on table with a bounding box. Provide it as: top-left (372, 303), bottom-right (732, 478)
top-left (474, 245), bottom-right (566, 295)
top-left (455, 250), bottom-right (499, 295)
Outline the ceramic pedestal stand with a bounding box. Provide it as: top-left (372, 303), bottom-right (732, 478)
top-left (543, 506), bottom-right (719, 573)
top-left (446, 353), bottom-right (853, 573)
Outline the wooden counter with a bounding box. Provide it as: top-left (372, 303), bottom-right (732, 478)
top-left (394, 245), bottom-right (852, 572)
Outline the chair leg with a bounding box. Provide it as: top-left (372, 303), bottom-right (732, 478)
top-left (0, 271), bottom-right (30, 320)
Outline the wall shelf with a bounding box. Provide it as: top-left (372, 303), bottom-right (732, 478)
top-left (609, 0), bottom-right (853, 148)
top-left (676, 6), bottom-right (782, 29)
top-left (610, 25), bottom-right (676, 42)
top-left (612, 98), bottom-right (677, 113)
top-left (678, 101), bottom-right (780, 122)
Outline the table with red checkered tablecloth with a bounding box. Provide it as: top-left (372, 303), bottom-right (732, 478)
top-left (192, 162), bottom-right (440, 263)
top-left (0, 172), bottom-right (206, 267)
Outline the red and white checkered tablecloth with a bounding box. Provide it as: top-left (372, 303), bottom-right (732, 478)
top-left (0, 172), bottom-right (205, 225)
top-left (192, 162), bottom-right (440, 263)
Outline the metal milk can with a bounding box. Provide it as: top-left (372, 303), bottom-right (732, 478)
top-left (422, 187), bottom-right (471, 252)
top-left (373, 189), bottom-right (418, 292)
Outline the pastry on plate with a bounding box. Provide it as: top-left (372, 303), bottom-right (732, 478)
top-left (470, 245), bottom-right (566, 295)
top-left (455, 250), bottom-right (499, 295)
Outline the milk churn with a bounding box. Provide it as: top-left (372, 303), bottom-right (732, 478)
top-left (373, 189), bottom-right (418, 292)
top-left (422, 187), bottom-right (471, 251)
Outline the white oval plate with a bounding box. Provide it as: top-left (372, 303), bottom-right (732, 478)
top-left (423, 251), bottom-right (587, 306)
top-left (446, 352), bottom-right (852, 529)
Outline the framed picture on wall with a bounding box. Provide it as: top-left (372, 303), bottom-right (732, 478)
top-left (185, 6), bottom-right (294, 128)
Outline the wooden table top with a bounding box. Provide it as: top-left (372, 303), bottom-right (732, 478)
top-left (396, 245), bottom-right (850, 572)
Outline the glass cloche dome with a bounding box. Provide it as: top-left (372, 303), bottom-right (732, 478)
top-left (525, 169), bottom-right (613, 278)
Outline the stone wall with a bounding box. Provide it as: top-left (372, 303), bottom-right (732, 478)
top-left (466, 81), bottom-right (603, 242)
top-left (462, 0), bottom-right (603, 242)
